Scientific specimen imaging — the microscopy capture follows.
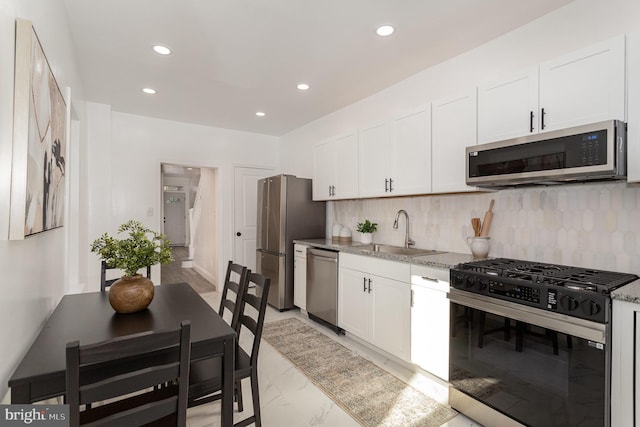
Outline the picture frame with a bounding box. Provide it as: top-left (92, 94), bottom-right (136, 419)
top-left (9, 18), bottom-right (67, 239)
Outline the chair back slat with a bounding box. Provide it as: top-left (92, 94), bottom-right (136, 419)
top-left (66, 320), bottom-right (191, 427)
top-left (79, 329), bottom-right (182, 365)
top-left (237, 272), bottom-right (271, 367)
top-left (239, 315), bottom-right (258, 336)
top-left (82, 395), bottom-right (177, 427)
top-left (218, 261), bottom-right (248, 331)
top-left (80, 362), bottom-right (180, 404)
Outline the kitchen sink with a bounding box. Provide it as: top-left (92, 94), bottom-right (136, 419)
top-left (358, 244), bottom-right (445, 257)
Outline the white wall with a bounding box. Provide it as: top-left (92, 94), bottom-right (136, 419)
top-left (84, 107), bottom-right (279, 290)
top-left (0, 0), bottom-right (85, 401)
top-left (280, 0), bottom-right (640, 178)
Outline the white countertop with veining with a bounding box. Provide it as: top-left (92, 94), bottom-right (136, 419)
top-left (611, 279), bottom-right (640, 304)
top-left (293, 238), bottom-right (480, 269)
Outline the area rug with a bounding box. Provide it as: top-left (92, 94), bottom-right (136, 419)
top-left (262, 317), bottom-right (458, 427)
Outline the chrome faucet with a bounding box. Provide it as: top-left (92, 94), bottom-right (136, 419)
top-left (393, 209), bottom-right (415, 248)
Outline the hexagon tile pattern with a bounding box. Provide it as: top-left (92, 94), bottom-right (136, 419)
top-left (330, 182), bottom-right (640, 275)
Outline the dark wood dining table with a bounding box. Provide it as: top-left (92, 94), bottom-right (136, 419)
top-left (8, 282), bottom-right (236, 427)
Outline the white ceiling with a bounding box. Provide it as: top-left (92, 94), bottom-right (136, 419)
top-left (62, 0), bottom-right (574, 136)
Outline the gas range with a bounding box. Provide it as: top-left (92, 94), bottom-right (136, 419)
top-left (450, 258), bottom-right (638, 323)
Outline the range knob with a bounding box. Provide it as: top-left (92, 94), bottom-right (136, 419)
top-left (465, 276), bottom-right (477, 289)
top-left (581, 300), bottom-right (601, 316)
top-left (559, 295), bottom-right (579, 311)
top-left (451, 273), bottom-right (467, 287)
top-left (478, 278), bottom-right (489, 291)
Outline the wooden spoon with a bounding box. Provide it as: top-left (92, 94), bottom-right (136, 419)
top-left (471, 217), bottom-right (482, 237)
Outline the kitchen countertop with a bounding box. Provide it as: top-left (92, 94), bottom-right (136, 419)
top-left (611, 279), bottom-right (640, 304)
top-left (294, 238), bottom-right (478, 269)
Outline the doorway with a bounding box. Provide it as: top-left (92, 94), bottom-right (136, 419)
top-left (161, 163), bottom-right (216, 289)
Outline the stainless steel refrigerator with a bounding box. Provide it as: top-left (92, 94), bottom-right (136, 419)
top-left (256, 175), bottom-right (326, 310)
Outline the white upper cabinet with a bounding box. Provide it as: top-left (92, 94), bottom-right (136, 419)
top-left (432, 90), bottom-right (477, 193)
top-left (391, 105), bottom-right (432, 196)
top-left (539, 35), bottom-right (625, 132)
top-left (334, 133), bottom-right (359, 198)
top-left (628, 30), bottom-right (640, 183)
top-left (477, 35), bottom-right (625, 144)
top-left (358, 105), bottom-right (431, 198)
top-left (358, 120), bottom-right (391, 198)
top-left (312, 140), bottom-right (335, 200)
top-left (312, 132), bottom-right (359, 201)
top-left (477, 67), bottom-right (539, 143)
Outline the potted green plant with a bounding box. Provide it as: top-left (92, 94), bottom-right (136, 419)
top-left (91, 220), bottom-right (173, 313)
top-left (356, 219), bottom-right (377, 244)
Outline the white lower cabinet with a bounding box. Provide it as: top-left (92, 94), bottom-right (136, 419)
top-left (611, 298), bottom-right (639, 427)
top-left (410, 265), bottom-right (450, 381)
top-left (338, 253), bottom-right (411, 361)
top-left (293, 244), bottom-right (307, 310)
top-left (339, 267), bottom-right (371, 339)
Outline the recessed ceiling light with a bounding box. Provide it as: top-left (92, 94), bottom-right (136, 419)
top-left (256, 111), bottom-right (266, 117)
top-left (153, 45), bottom-right (171, 55)
top-left (376, 25), bottom-right (394, 37)
top-left (142, 88), bottom-right (156, 94)
top-left (297, 83), bottom-right (310, 91)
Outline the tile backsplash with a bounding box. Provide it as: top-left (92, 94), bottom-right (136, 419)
top-left (330, 182), bottom-right (640, 275)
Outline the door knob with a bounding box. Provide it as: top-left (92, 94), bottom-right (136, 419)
top-left (236, 232), bottom-right (242, 236)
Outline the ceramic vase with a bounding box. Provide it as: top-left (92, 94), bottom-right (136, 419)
top-left (361, 232), bottom-right (373, 244)
top-left (108, 274), bottom-right (154, 313)
top-left (466, 236), bottom-right (490, 258)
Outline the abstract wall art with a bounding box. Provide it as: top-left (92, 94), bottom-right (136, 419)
top-left (10, 19), bottom-right (67, 239)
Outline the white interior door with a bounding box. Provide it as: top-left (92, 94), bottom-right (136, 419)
top-left (234, 167), bottom-right (273, 271)
top-left (163, 191), bottom-right (186, 245)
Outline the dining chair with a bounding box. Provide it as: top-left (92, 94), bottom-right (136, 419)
top-left (188, 271), bottom-right (271, 427)
top-left (219, 260), bottom-right (249, 330)
top-left (101, 260), bottom-right (152, 291)
top-left (66, 320), bottom-right (191, 427)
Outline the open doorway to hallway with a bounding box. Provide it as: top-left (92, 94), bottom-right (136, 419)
top-left (160, 163), bottom-right (216, 293)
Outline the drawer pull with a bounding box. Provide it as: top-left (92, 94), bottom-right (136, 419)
top-left (421, 276), bottom-right (439, 283)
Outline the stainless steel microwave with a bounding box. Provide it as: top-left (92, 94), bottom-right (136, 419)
top-left (466, 120), bottom-right (627, 187)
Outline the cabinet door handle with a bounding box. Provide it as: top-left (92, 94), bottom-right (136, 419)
top-left (541, 108), bottom-right (546, 130)
top-left (411, 289), bottom-right (414, 308)
top-left (363, 277), bottom-right (367, 292)
top-left (529, 111), bottom-right (534, 133)
top-left (385, 178), bottom-right (389, 192)
top-left (367, 278), bottom-right (372, 293)
top-left (389, 178), bottom-right (393, 192)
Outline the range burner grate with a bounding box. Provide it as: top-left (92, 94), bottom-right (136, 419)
top-left (458, 258), bottom-right (638, 293)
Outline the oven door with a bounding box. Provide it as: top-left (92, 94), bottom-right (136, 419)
top-left (448, 288), bottom-right (609, 427)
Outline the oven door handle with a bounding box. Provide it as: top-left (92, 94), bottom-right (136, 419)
top-left (447, 288), bottom-right (607, 344)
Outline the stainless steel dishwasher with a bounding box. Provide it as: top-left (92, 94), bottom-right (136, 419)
top-left (306, 247), bottom-right (342, 333)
